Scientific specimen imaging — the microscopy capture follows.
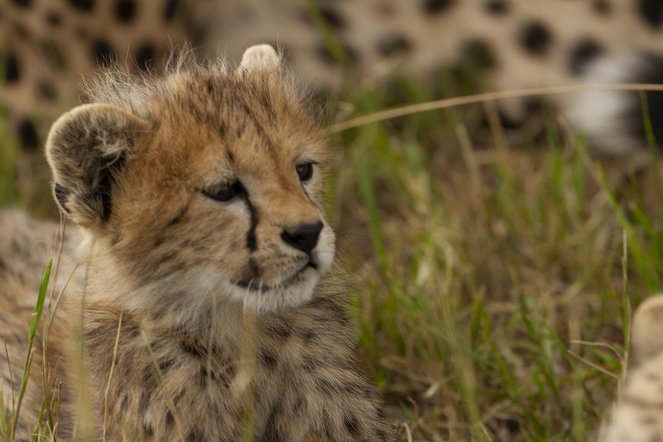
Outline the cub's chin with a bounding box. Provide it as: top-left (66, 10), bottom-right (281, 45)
top-left (223, 267), bottom-right (322, 313)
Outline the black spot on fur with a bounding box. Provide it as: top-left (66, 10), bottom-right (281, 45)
top-left (377, 407), bottom-right (386, 419)
top-left (143, 423), bottom-right (154, 436)
top-left (46, 12), bottom-right (62, 27)
top-left (637, 0), bottom-right (663, 28)
top-left (484, 0), bottom-right (510, 15)
top-left (37, 80), bottom-right (57, 101)
top-left (54, 183), bottom-right (72, 213)
top-left (259, 348), bottom-right (277, 368)
top-left (92, 40), bottom-right (115, 66)
top-left (260, 408), bottom-right (285, 442)
top-left (18, 119), bottom-right (39, 151)
top-left (423, 0), bottom-right (455, 14)
top-left (11, 0), bottom-right (30, 7)
top-left (115, 0), bottom-right (136, 23)
top-left (344, 414), bottom-right (360, 436)
top-left (593, 0), bottom-right (611, 15)
top-left (68, 0), bottom-right (94, 12)
top-left (158, 357), bottom-right (174, 372)
top-left (266, 322), bottom-right (292, 340)
top-left (179, 340), bottom-right (205, 359)
top-left (120, 394), bottom-right (129, 411)
top-left (198, 366), bottom-right (210, 387)
top-left (135, 43), bottom-right (155, 70)
top-left (377, 35), bottom-right (412, 57)
top-left (295, 328), bottom-right (316, 342)
top-left (319, 6), bottom-right (345, 29)
top-left (4, 53), bottom-right (19, 83)
top-left (568, 38), bottom-right (604, 75)
top-left (152, 250), bottom-right (178, 270)
top-left (245, 197), bottom-right (259, 251)
top-left (164, 0), bottom-right (179, 22)
top-left (187, 428), bottom-right (205, 441)
top-left (518, 20), bottom-right (553, 55)
top-left (165, 411), bottom-right (174, 427)
top-left (461, 39), bottom-right (498, 69)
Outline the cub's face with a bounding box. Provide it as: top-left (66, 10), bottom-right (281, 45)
top-left (46, 45), bottom-right (335, 312)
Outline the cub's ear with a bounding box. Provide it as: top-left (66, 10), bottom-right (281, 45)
top-left (238, 44), bottom-right (282, 75)
top-left (45, 103), bottom-right (149, 228)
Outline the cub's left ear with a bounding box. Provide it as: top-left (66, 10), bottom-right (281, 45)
top-left (238, 44), bottom-right (282, 75)
top-left (46, 103), bottom-right (150, 229)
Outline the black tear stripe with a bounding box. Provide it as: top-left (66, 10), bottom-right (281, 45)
top-left (245, 196), bottom-right (259, 251)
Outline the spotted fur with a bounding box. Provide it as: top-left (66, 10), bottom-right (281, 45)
top-left (0, 45), bottom-right (393, 441)
top-left (4, 0), bottom-right (663, 155)
top-left (600, 295), bottom-right (663, 442)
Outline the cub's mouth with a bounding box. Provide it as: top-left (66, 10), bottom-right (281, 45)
top-left (234, 259), bottom-right (318, 292)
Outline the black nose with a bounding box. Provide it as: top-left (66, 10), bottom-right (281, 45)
top-left (281, 221), bottom-right (323, 255)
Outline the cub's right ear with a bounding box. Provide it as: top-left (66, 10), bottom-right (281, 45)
top-left (46, 103), bottom-right (150, 228)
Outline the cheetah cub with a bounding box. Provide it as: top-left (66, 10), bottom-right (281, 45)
top-left (600, 295), bottom-right (663, 442)
top-left (0, 45), bottom-right (393, 441)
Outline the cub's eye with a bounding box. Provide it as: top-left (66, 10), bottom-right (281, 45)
top-left (202, 181), bottom-right (244, 202)
top-left (296, 162), bottom-right (314, 182)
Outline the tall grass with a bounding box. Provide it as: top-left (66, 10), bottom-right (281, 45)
top-left (328, 76), bottom-right (663, 440)
top-left (0, 261), bottom-right (52, 441)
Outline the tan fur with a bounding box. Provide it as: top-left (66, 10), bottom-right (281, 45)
top-left (600, 295), bottom-right (663, 442)
top-left (0, 46), bottom-right (393, 441)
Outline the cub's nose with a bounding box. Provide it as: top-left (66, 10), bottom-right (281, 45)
top-left (281, 221), bottom-right (324, 255)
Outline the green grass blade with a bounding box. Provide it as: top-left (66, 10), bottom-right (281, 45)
top-left (11, 260), bottom-right (52, 439)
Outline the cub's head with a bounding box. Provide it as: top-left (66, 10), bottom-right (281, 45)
top-left (46, 45), bottom-right (335, 313)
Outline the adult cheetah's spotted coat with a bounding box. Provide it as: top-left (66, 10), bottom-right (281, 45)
top-left (3, 0), bottom-right (663, 155)
top-left (0, 45), bottom-right (393, 441)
